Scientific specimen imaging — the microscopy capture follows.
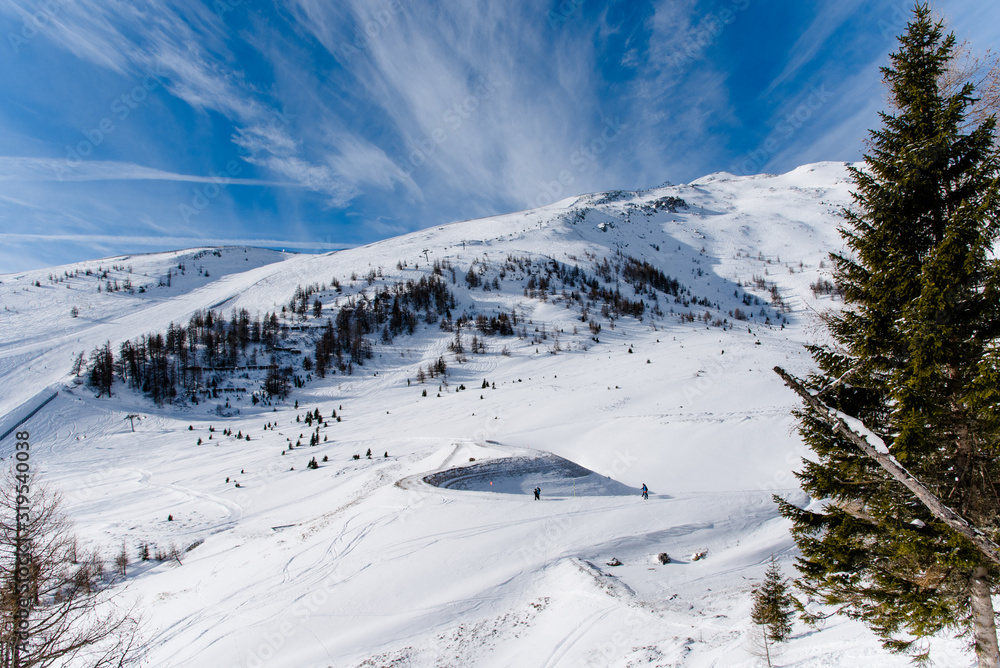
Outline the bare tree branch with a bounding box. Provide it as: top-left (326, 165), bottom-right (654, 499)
top-left (941, 41), bottom-right (1000, 130)
top-left (0, 470), bottom-right (144, 667)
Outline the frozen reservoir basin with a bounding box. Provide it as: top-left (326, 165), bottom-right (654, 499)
top-left (423, 449), bottom-right (640, 497)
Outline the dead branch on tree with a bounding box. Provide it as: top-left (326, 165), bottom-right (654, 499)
top-left (774, 366), bottom-right (1000, 567)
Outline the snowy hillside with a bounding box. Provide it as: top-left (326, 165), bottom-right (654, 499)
top-left (0, 162), bottom-right (976, 666)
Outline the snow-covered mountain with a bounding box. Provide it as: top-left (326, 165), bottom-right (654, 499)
top-left (0, 162), bottom-right (973, 666)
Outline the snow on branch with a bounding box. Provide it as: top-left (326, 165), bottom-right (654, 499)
top-left (773, 365), bottom-right (1000, 567)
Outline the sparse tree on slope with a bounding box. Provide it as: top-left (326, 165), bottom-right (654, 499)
top-left (749, 557), bottom-right (794, 666)
top-left (70, 352), bottom-right (84, 378)
top-left (775, 5), bottom-right (1000, 665)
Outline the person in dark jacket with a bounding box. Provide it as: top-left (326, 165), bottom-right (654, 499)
top-left (641, 483), bottom-right (648, 500)
top-left (534, 487), bottom-right (541, 500)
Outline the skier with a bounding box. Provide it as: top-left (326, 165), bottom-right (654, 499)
top-left (534, 487), bottom-right (541, 501)
top-left (641, 483), bottom-right (648, 500)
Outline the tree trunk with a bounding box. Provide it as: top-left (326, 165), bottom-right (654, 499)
top-left (12, 497), bottom-right (23, 668)
top-left (971, 566), bottom-right (1000, 668)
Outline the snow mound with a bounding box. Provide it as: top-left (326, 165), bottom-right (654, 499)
top-left (424, 451), bottom-right (639, 497)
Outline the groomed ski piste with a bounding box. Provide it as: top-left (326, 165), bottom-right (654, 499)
top-left (0, 162), bottom-right (977, 666)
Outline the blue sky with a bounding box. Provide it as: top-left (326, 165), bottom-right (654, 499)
top-left (0, 0), bottom-right (997, 272)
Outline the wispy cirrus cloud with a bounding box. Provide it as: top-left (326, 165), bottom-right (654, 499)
top-left (0, 0), bottom-right (358, 204)
top-left (0, 231), bottom-right (353, 250)
top-left (762, 0), bottom-right (869, 96)
top-left (287, 0), bottom-right (615, 208)
top-left (0, 156), bottom-right (292, 185)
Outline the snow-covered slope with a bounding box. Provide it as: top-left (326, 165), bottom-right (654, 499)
top-left (0, 162), bottom-right (974, 666)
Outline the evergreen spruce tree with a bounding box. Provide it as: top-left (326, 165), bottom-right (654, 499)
top-left (751, 557), bottom-right (794, 642)
top-left (750, 557), bottom-right (794, 666)
top-left (776, 5), bottom-right (1000, 665)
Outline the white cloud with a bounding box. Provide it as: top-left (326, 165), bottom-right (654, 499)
top-left (255, 156), bottom-right (359, 207)
top-left (288, 0), bottom-right (614, 206)
top-left (325, 133), bottom-right (421, 199)
top-left (0, 232), bottom-right (354, 250)
top-left (0, 157), bottom-right (291, 185)
top-left (0, 0), bottom-right (358, 205)
top-left (762, 0), bottom-right (867, 96)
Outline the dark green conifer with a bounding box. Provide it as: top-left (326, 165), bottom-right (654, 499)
top-left (750, 557), bottom-right (794, 666)
top-left (776, 5), bottom-right (1000, 665)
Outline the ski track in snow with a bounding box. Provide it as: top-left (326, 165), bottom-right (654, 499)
top-left (130, 468), bottom-right (243, 528)
top-left (540, 605), bottom-right (618, 668)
